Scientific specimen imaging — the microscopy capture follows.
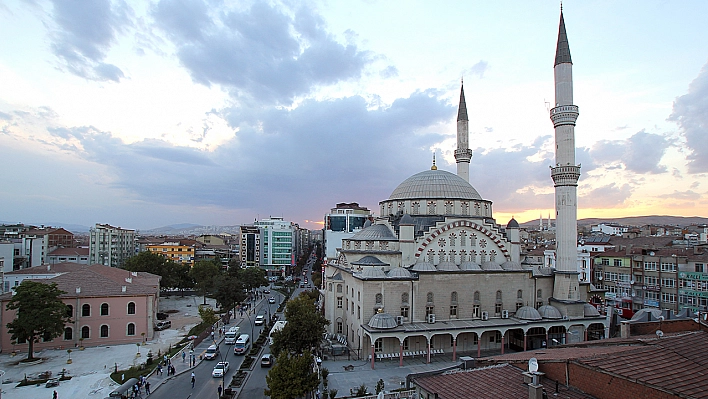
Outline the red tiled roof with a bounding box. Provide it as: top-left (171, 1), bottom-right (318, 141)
top-left (48, 247), bottom-right (89, 256)
top-left (4, 262), bottom-right (84, 275)
top-left (413, 363), bottom-right (594, 399)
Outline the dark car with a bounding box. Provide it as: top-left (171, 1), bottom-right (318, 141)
top-left (263, 289), bottom-right (271, 294)
top-left (156, 312), bottom-right (169, 320)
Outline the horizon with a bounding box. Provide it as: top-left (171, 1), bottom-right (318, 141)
top-left (1, 1), bottom-right (707, 230)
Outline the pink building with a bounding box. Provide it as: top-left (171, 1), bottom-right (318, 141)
top-left (0, 263), bottom-right (160, 352)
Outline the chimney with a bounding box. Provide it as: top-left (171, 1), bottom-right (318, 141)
top-left (620, 320), bottom-right (630, 338)
top-left (527, 372), bottom-right (545, 399)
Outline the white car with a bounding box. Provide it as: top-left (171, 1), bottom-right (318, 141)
top-left (212, 361), bottom-right (229, 378)
top-left (269, 297), bottom-right (276, 304)
top-left (255, 315), bottom-right (265, 325)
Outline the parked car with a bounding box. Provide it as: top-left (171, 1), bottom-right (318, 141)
top-left (255, 315), bottom-right (265, 325)
top-left (154, 320), bottom-right (171, 331)
top-left (260, 354), bottom-right (274, 368)
top-left (156, 312), bottom-right (169, 320)
top-left (212, 361), bottom-right (229, 378)
top-left (269, 297), bottom-right (276, 304)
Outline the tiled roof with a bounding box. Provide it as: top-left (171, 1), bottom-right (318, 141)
top-left (413, 363), bottom-right (594, 399)
top-left (48, 247), bottom-right (89, 256)
top-left (5, 262), bottom-right (84, 275)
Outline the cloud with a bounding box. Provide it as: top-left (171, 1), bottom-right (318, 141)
top-left (466, 60), bottom-right (489, 79)
top-left (48, 0), bottom-right (133, 82)
top-left (580, 183), bottom-right (632, 208)
top-left (669, 61), bottom-right (708, 173)
top-left (655, 190), bottom-right (701, 201)
top-left (590, 130), bottom-right (670, 174)
top-left (152, 1), bottom-right (372, 105)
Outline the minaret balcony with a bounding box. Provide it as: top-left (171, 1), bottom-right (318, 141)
top-left (550, 105), bottom-right (579, 127)
top-left (551, 165), bottom-right (580, 186)
top-left (454, 148), bottom-right (472, 162)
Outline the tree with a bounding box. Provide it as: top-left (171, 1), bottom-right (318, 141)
top-left (124, 251), bottom-right (186, 290)
top-left (237, 267), bottom-right (268, 292)
top-left (264, 351), bottom-right (319, 399)
top-left (212, 274), bottom-right (246, 311)
top-left (271, 294), bottom-right (329, 357)
top-left (198, 306), bottom-right (219, 326)
top-left (189, 260), bottom-right (221, 304)
top-left (6, 281), bottom-right (70, 360)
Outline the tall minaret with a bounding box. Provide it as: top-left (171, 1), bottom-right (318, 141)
top-left (455, 82), bottom-right (473, 182)
top-left (551, 9), bottom-right (581, 301)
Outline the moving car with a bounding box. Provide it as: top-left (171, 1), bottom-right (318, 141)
top-left (263, 289), bottom-right (271, 294)
top-left (269, 297), bottom-right (276, 304)
top-left (212, 361), bottom-right (229, 378)
top-left (154, 320), bottom-right (171, 331)
top-left (204, 344), bottom-right (220, 360)
top-left (224, 326), bottom-right (241, 345)
top-left (234, 334), bottom-right (250, 355)
top-left (255, 315), bottom-right (265, 325)
top-left (260, 354), bottom-right (274, 368)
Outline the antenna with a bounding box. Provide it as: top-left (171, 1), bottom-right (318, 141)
top-left (656, 330), bottom-right (664, 338)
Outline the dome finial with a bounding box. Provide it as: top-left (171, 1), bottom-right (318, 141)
top-left (431, 152), bottom-right (437, 170)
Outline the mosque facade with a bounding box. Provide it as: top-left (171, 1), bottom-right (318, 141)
top-left (322, 11), bottom-right (608, 368)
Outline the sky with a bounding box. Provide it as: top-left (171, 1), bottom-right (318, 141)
top-left (1, 0), bottom-right (707, 231)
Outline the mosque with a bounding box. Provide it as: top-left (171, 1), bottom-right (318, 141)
top-left (322, 10), bottom-right (608, 367)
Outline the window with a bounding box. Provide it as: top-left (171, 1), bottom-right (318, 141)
top-left (375, 293), bottom-right (382, 305)
top-left (127, 302), bottom-right (136, 315)
top-left (374, 339), bottom-right (382, 353)
top-left (82, 304), bottom-right (91, 317)
top-left (403, 338), bottom-right (409, 351)
top-left (127, 323), bottom-right (136, 336)
top-left (495, 303), bottom-right (502, 316)
top-left (473, 304), bottom-right (480, 318)
top-left (695, 263), bottom-right (705, 273)
top-left (644, 262), bottom-right (657, 271)
top-left (450, 306), bottom-right (457, 317)
top-left (100, 325), bottom-right (109, 338)
top-left (660, 263), bottom-right (677, 273)
top-left (100, 303), bottom-right (109, 316)
top-left (517, 290), bottom-right (523, 299)
top-left (337, 297), bottom-right (343, 309)
top-left (425, 306), bottom-right (434, 318)
top-left (516, 302), bottom-right (523, 311)
top-left (66, 305), bottom-right (73, 318)
top-left (537, 289), bottom-right (542, 299)
top-left (496, 290), bottom-right (503, 302)
top-left (400, 306), bottom-right (409, 318)
top-left (613, 259), bottom-right (622, 267)
top-left (402, 292), bottom-right (409, 304)
top-left (81, 326), bottom-right (90, 339)
top-left (474, 291), bottom-right (480, 301)
top-left (64, 327), bottom-right (73, 340)
top-left (336, 284), bottom-right (342, 293)
top-left (337, 321), bottom-right (343, 334)
top-left (661, 278), bottom-right (675, 288)
top-left (357, 306), bottom-right (360, 320)
top-left (661, 293), bottom-right (676, 303)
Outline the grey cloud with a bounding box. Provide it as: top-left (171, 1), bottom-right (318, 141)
top-left (48, 0), bottom-right (132, 82)
top-left (669, 61), bottom-right (708, 173)
top-left (0, 111), bottom-right (12, 120)
top-left (655, 190), bottom-right (701, 201)
top-left (380, 65), bottom-right (399, 79)
top-left (590, 130), bottom-right (670, 174)
top-left (580, 183), bottom-right (632, 208)
top-left (153, 1), bottom-right (372, 104)
top-left (467, 60), bottom-right (489, 79)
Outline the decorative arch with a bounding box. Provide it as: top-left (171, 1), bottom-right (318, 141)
top-left (414, 220), bottom-right (510, 259)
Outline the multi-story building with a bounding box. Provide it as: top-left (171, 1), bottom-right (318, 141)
top-left (323, 203), bottom-right (372, 260)
top-left (88, 224), bottom-right (136, 267)
top-left (678, 250), bottom-right (708, 312)
top-left (47, 247), bottom-right (89, 266)
top-left (146, 239), bottom-right (200, 266)
top-left (239, 226), bottom-right (261, 268)
top-left (254, 217), bottom-right (295, 277)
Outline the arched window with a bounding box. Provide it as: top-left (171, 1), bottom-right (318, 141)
top-left (336, 284), bottom-right (342, 293)
top-left (81, 326), bottom-right (90, 339)
top-left (451, 292), bottom-right (458, 304)
top-left (474, 291), bottom-right (480, 302)
top-left (427, 292), bottom-right (434, 304)
top-left (401, 292), bottom-right (409, 304)
top-left (537, 289), bottom-right (543, 298)
top-left (100, 325), bottom-right (109, 338)
top-left (82, 304), bottom-right (91, 317)
top-left (517, 290), bottom-right (523, 299)
top-left (66, 305), bottom-right (73, 318)
top-left (127, 323), bottom-right (136, 336)
top-left (127, 302), bottom-right (136, 315)
top-left (64, 327), bottom-right (73, 340)
top-left (375, 293), bottom-right (383, 305)
top-left (496, 290), bottom-right (503, 302)
top-left (100, 303), bottom-right (109, 316)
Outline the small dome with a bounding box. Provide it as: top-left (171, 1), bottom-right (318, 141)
top-left (436, 261), bottom-right (459, 272)
top-left (350, 224), bottom-right (397, 241)
top-left (459, 261), bottom-right (482, 271)
top-left (583, 303), bottom-right (601, 317)
top-left (515, 306), bottom-right (542, 321)
top-left (388, 169), bottom-right (483, 201)
top-left (538, 305), bottom-right (563, 319)
top-left (501, 261), bottom-right (522, 271)
top-left (367, 312), bottom-right (398, 329)
top-left (360, 267), bottom-right (387, 278)
top-left (351, 256), bottom-right (389, 267)
top-left (400, 214), bottom-right (414, 225)
top-left (387, 267), bottom-right (412, 278)
top-left (363, 220), bottom-right (372, 228)
top-left (480, 261), bottom-right (503, 271)
top-left (507, 218), bottom-right (519, 228)
top-left (410, 261), bottom-right (437, 272)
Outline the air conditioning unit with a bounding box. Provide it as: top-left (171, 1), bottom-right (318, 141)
top-left (396, 316), bottom-right (404, 325)
top-left (501, 310), bottom-right (509, 319)
top-left (481, 311), bottom-right (489, 321)
top-left (427, 314), bottom-right (436, 324)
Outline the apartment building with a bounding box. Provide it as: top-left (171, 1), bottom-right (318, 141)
top-left (146, 239), bottom-right (200, 266)
top-left (88, 224), bottom-right (136, 267)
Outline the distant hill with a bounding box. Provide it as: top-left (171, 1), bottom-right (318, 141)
top-left (140, 224), bottom-right (242, 236)
top-left (520, 215), bottom-right (708, 229)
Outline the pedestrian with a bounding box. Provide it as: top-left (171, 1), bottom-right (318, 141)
top-left (211, 330), bottom-right (215, 340)
top-left (53, 391), bottom-right (58, 399)
top-left (191, 372), bottom-right (195, 389)
top-left (171, 365), bottom-right (175, 375)
top-left (182, 351), bottom-right (186, 362)
top-left (218, 384), bottom-right (223, 396)
top-left (145, 381), bottom-right (151, 395)
top-left (156, 364), bottom-right (162, 375)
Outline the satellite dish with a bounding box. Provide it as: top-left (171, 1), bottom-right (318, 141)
top-left (656, 330), bottom-right (664, 338)
top-left (528, 357), bottom-right (538, 373)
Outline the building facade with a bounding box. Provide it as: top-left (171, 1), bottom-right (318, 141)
top-left (88, 224), bottom-right (136, 267)
top-left (146, 239), bottom-right (200, 266)
top-left (323, 202), bottom-right (372, 260)
top-left (239, 226), bottom-right (261, 268)
top-left (254, 217), bottom-right (295, 277)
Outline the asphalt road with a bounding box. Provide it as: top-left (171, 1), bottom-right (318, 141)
top-left (149, 289), bottom-right (283, 399)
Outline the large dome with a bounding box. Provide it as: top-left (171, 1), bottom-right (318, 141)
top-left (388, 170), bottom-right (483, 201)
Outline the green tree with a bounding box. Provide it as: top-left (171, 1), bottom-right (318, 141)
top-left (6, 281), bottom-right (71, 360)
top-left (271, 294), bottom-right (328, 357)
top-left (264, 351), bottom-right (319, 399)
top-left (237, 267), bottom-right (269, 292)
top-left (198, 306), bottom-right (219, 326)
top-left (124, 251), bottom-right (185, 290)
top-left (212, 273), bottom-right (247, 311)
top-left (189, 260), bottom-right (221, 304)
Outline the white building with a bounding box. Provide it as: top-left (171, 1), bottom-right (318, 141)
top-left (323, 203), bottom-right (372, 260)
top-left (254, 217), bottom-right (295, 277)
top-left (591, 224), bottom-right (629, 236)
top-left (88, 224), bottom-right (136, 267)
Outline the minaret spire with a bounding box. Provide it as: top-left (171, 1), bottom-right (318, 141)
top-left (550, 9), bottom-right (581, 302)
top-left (455, 82), bottom-right (472, 182)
